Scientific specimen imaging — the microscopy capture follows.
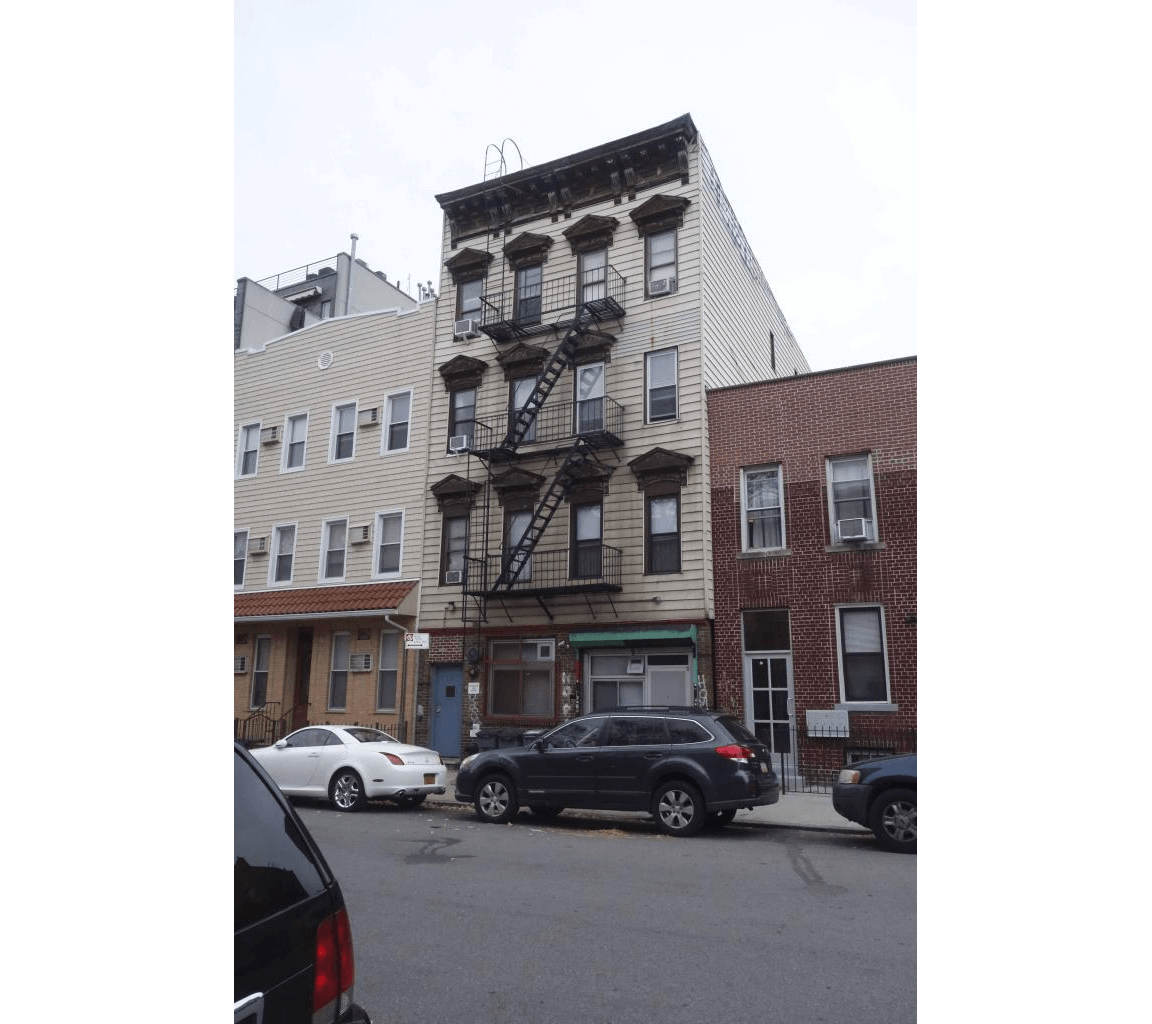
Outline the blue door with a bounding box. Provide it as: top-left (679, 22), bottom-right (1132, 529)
top-left (430, 665), bottom-right (463, 758)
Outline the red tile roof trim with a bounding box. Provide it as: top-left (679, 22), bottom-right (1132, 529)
top-left (235, 581), bottom-right (418, 619)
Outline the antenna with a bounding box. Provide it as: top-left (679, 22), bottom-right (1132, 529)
top-left (483, 138), bottom-right (525, 181)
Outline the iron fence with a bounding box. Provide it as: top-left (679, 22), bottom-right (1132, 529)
top-left (234, 702), bottom-right (305, 749)
top-left (771, 723), bottom-right (917, 794)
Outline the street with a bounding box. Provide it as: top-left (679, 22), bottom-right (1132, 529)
top-left (296, 800), bottom-right (916, 1024)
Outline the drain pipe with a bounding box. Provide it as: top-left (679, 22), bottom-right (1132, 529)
top-left (385, 613), bottom-right (410, 742)
top-left (346, 232), bottom-right (359, 315)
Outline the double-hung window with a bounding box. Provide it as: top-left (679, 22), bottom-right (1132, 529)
top-left (510, 376), bottom-right (538, 443)
top-left (448, 388), bottom-right (476, 450)
top-left (236, 423), bottom-right (260, 477)
top-left (646, 230), bottom-right (677, 295)
top-left (282, 413), bottom-right (308, 471)
top-left (441, 515), bottom-right (468, 584)
top-left (742, 465), bottom-right (785, 551)
top-left (271, 525), bottom-right (296, 584)
top-left (580, 249), bottom-right (607, 305)
top-left (384, 391), bottom-right (411, 453)
top-left (828, 454), bottom-right (877, 543)
top-left (375, 511), bottom-right (403, 577)
top-left (250, 636), bottom-right (271, 709)
top-left (646, 494), bottom-right (680, 574)
top-left (571, 502), bottom-right (602, 579)
top-left (377, 632), bottom-right (399, 711)
top-left (515, 264), bottom-right (542, 326)
top-left (330, 402), bottom-right (357, 462)
top-left (320, 518), bottom-right (347, 582)
top-left (575, 363), bottom-right (605, 434)
top-left (458, 278), bottom-right (483, 321)
top-left (646, 349), bottom-right (678, 422)
top-left (505, 510), bottom-right (533, 583)
top-left (836, 605), bottom-right (890, 704)
top-left (329, 633), bottom-right (350, 711)
top-left (234, 530), bottom-right (248, 588)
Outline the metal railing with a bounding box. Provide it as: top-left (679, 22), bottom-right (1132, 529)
top-left (470, 396), bottom-right (625, 453)
top-left (254, 258), bottom-right (339, 293)
top-left (768, 724), bottom-right (917, 794)
top-left (234, 702), bottom-right (307, 749)
top-left (479, 265), bottom-right (626, 330)
top-left (463, 544), bottom-right (623, 596)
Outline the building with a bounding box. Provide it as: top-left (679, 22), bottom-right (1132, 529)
top-left (707, 357), bottom-right (917, 785)
top-left (414, 114), bottom-right (810, 757)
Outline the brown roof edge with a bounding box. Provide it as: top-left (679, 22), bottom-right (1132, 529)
top-left (234, 581), bottom-right (419, 621)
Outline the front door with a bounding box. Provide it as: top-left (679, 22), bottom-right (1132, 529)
top-left (291, 628), bottom-right (313, 731)
top-left (430, 665), bottom-right (463, 758)
top-left (744, 653), bottom-right (795, 777)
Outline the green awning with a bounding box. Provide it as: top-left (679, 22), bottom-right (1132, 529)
top-left (568, 625), bottom-right (697, 647)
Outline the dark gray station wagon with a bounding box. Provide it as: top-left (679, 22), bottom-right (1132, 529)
top-left (455, 707), bottom-right (781, 837)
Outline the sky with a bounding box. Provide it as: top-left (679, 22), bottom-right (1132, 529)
top-left (234, 0), bottom-right (915, 373)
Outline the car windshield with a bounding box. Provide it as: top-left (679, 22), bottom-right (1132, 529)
top-left (344, 727), bottom-right (398, 743)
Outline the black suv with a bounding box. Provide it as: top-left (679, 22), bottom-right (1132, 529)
top-left (235, 742), bottom-right (372, 1023)
top-left (454, 707), bottom-right (780, 837)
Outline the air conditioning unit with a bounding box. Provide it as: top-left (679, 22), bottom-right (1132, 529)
top-left (649, 276), bottom-right (677, 296)
top-left (349, 653), bottom-right (373, 672)
top-left (349, 524), bottom-right (370, 545)
top-left (259, 425), bottom-right (280, 445)
top-left (444, 570), bottom-right (463, 585)
top-left (234, 655), bottom-right (249, 674)
top-left (448, 435), bottom-right (470, 454)
top-left (838, 518), bottom-right (870, 541)
top-left (535, 641), bottom-right (555, 662)
top-left (358, 407), bottom-right (380, 427)
top-left (454, 318), bottom-right (480, 339)
top-left (249, 536), bottom-right (270, 555)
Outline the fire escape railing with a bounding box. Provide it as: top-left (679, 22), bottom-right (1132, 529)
top-left (464, 545), bottom-right (622, 596)
top-left (478, 266), bottom-right (626, 340)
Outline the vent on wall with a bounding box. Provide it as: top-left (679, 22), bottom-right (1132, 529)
top-left (317, 351), bottom-right (334, 370)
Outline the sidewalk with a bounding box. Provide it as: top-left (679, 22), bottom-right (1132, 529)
top-left (427, 766), bottom-right (868, 834)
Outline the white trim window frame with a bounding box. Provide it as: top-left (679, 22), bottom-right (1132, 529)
top-left (834, 604), bottom-right (892, 705)
top-left (319, 517), bottom-right (348, 583)
top-left (376, 631), bottom-right (399, 712)
top-left (510, 376), bottom-right (538, 443)
top-left (827, 453), bottom-right (878, 543)
top-left (250, 635), bottom-right (272, 709)
top-left (234, 529), bottom-right (249, 590)
top-left (281, 412), bottom-right (309, 473)
top-left (741, 464), bottom-right (786, 551)
top-left (646, 229), bottom-right (678, 296)
top-left (373, 510), bottom-right (404, 578)
top-left (383, 389), bottom-right (412, 454)
top-left (329, 401), bottom-right (358, 463)
top-left (645, 348), bottom-right (678, 423)
top-left (269, 523), bottom-right (297, 585)
top-left (235, 422), bottom-right (261, 478)
top-left (329, 632), bottom-right (350, 711)
top-left (458, 278), bottom-right (483, 320)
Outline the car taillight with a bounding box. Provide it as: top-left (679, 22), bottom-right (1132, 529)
top-left (381, 752), bottom-right (405, 765)
top-left (715, 744), bottom-right (755, 764)
top-left (313, 907), bottom-right (356, 1018)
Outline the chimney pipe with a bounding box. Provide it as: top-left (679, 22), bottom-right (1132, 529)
top-left (346, 233), bottom-right (359, 313)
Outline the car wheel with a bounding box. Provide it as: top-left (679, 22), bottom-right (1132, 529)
top-left (474, 775), bottom-right (518, 824)
top-left (330, 769), bottom-right (366, 812)
top-left (396, 794), bottom-right (427, 809)
top-left (704, 808), bottom-right (737, 829)
top-left (529, 806), bottom-right (564, 819)
top-left (868, 787), bottom-right (916, 853)
top-left (653, 780), bottom-right (706, 837)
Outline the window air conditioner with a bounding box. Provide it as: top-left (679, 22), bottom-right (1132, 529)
top-left (234, 656), bottom-right (249, 674)
top-left (454, 318), bottom-right (480, 339)
top-left (249, 536), bottom-right (270, 555)
top-left (448, 435), bottom-right (470, 454)
top-left (444, 570), bottom-right (464, 585)
top-left (358, 407), bottom-right (380, 427)
top-left (536, 641), bottom-right (555, 662)
top-left (349, 653), bottom-right (373, 672)
top-left (259, 425), bottom-right (280, 445)
top-left (838, 518), bottom-right (870, 541)
top-left (349, 525), bottom-right (370, 544)
top-left (649, 277), bottom-right (676, 296)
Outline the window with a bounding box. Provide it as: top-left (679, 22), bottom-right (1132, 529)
top-left (515, 264), bottom-right (542, 325)
top-left (270, 524), bottom-right (296, 584)
top-left (236, 423), bottom-right (260, 477)
top-left (588, 652), bottom-right (691, 710)
top-left (441, 515), bottom-right (468, 583)
top-left (742, 465), bottom-right (785, 550)
top-left (505, 510), bottom-right (533, 582)
top-left (837, 606), bottom-right (890, 704)
top-left (510, 377), bottom-right (538, 443)
top-left (320, 518), bottom-right (347, 581)
top-left (448, 388), bottom-right (476, 449)
top-left (329, 633), bottom-right (350, 710)
top-left (646, 349), bottom-right (678, 422)
top-left (458, 278), bottom-right (483, 320)
top-left (330, 402), bottom-right (357, 462)
top-left (374, 511), bottom-right (403, 577)
top-left (377, 632), bottom-right (399, 711)
top-left (770, 330), bottom-right (776, 372)
top-left (571, 501), bottom-right (602, 578)
top-left (827, 454), bottom-right (877, 543)
top-left (580, 249), bottom-right (607, 305)
top-left (646, 229), bottom-right (677, 294)
top-left (489, 640), bottom-right (554, 717)
top-left (320, 299), bottom-right (333, 319)
top-left (234, 529), bottom-right (248, 588)
top-left (384, 391), bottom-right (411, 452)
top-left (282, 413), bottom-right (308, 471)
top-left (646, 494), bottom-right (680, 573)
top-left (575, 362), bottom-right (605, 433)
top-left (250, 636), bottom-right (271, 709)
top-left (604, 716), bottom-right (670, 746)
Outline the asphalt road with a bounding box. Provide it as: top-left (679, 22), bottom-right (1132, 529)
top-left (297, 800), bottom-right (916, 1024)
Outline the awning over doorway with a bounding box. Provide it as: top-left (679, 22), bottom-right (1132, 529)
top-left (568, 625), bottom-right (697, 647)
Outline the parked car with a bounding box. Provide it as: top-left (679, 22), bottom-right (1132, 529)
top-left (234, 742), bottom-right (371, 1023)
top-left (455, 706), bottom-right (781, 837)
top-left (832, 752), bottom-right (917, 853)
top-left (252, 725), bottom-right (447, 811)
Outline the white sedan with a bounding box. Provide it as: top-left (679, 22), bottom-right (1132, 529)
top-left (252, 725), bottom-right (447, 811)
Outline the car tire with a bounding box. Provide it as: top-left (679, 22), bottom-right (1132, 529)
top-left (652, 780), bottom-right (706, 837)
top-left (330, 769), bottom-right (367, 812)
top-left (704, 808), bottom-right (737, 829)
top-left (529, 806), bottom-right (564, 819)
top-left (396, 794), bottom-right (427, 809)
top-left (868, 787), bottom-right (916, 853)
top-left (474, 775), bottom-right (518, 824)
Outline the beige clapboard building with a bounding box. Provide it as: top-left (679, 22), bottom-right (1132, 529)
top-left (233, 114), bottom-right (810, 757)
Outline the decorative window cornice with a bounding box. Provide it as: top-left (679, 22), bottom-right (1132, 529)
top-left (628, 447), bottom-right (694, 492)
top-left (503, 231), bottom-right (554, 269)
top-left (496, 342), bottom-right (550, 381)
top-left (562, 214), bottom-right (620, 254)
top-left (430, 474), bottom-right (482, 515)
top-left (437, 354), bottom-right (489, 391)
top-left (444, 247), bottom-right (494, 284)
top-left (492, 468), bottom-right (546, 510)
top-left (630, 194), bottom-right (691, 236)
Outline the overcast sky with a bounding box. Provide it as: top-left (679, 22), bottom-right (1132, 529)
top-left (235, 0), bottom-right (915, 373)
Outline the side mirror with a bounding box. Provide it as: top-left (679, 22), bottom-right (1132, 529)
top-left (274, 739), bottom-right (288, 749)
top-left (531, 739), bottom-right (544, 752)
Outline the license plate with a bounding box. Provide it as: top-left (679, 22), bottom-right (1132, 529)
top-left (759, 762), bottom-right (768, 774)
top-left (424, 773), bottom-right (436, 784)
